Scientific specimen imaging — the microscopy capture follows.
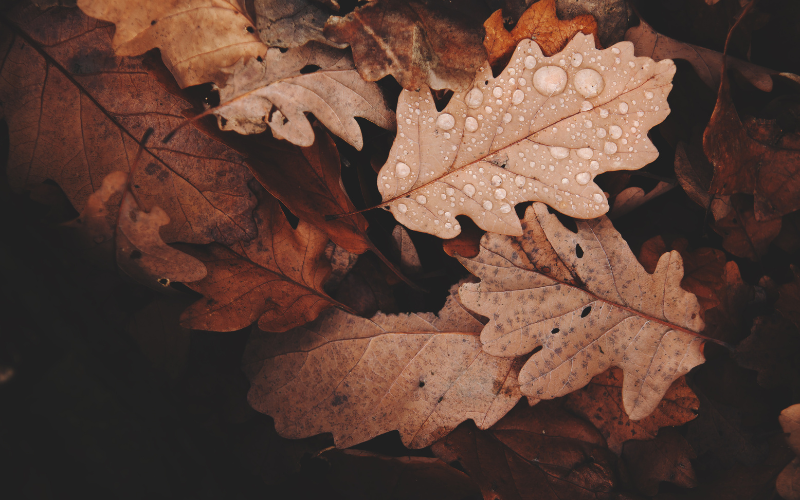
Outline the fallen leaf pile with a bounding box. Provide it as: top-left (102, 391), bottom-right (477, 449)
top-left (3, 0), bottom-right (800, 498)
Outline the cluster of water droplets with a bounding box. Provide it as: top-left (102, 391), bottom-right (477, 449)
top-left (379, 34), bottom-right (672, 237)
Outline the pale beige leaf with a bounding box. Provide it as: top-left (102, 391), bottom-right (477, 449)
top-left (608, 181), bottom-right (675, 219)
top-left (242, 287), bottom-right (523, 448)
top-left (77, 0), bottom-right (266, 88)
top-left (213, 43), bottom-right (395, 149)
top-left (458, 203), bottom-right (706, 420)
top-left (379, 34), bottom-right (674, 238)
top-left (255, 0), bottom-right (345, 49)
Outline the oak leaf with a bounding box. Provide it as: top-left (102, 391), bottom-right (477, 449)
top-left (625, 17), bottom-right (776, 93)
top-left (483, 0), bottom-right (600, 69)
top-left (608, 181), bottom-right (675, 219)
top-left (458, 203), bottom-right (706, 420)
top-left (211, 42), bottom-right (396, 149)
top-left (323, 0), bottom-right (487, 91)
top-left (242, 286), bottom-right (524, 448)
top-left (378, 34), bottom-right (675, 238)
top-left (431, 401), bottom-right (618, 500)
top-left (77, 0), bottom-right (265, 88)
top-left (254, 0), bottom-right (346, 49)
top-left (565, 368), bottom-right (700, 454)
top-left (703, 26), bottom-right (800, 221)
top-left (0, 5), bottom-right (257, 245)
top-left (735, 315), bottom-right (800, 398)
top-left (178, 192), bottom-right (340, 332)
top-left (622, 428), bottom-right (697, 496)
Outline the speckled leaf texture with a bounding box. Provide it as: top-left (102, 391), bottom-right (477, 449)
top-left (458, 203), bottom-right (706, 420)
top-left (242, 286), bottom-right (524, 449)
top-left (379, 34), bottom-right (675, 238)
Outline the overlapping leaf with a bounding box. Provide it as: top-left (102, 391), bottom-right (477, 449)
top-left (1, 5), bottom-right (257, 245)
top-left (242, 286), bottom-right (524, 448)
top-left (458, 203), bottom-right (706, 420)
top-left (378, 34), bottom-right (675, 238)
top-left (254, 0), bottom-right (345, 49)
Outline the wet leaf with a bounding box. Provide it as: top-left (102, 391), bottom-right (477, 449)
top-left (242, 286), bottom-right (523, 448)
top-left (378, 34), bottom-right (675, 238)
top-left (458, 203), bottom-right (706, 420)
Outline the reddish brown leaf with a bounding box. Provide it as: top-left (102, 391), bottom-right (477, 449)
top-left (566, 368), bottom-right (699, 454)
top-left (179, 193), bottom-right (338, 332)
top-left (324, 0), bottom-right (487, 91)
top-left (484, 0), bottom-right (600, 69)
top-left (442, 217), bottom-right (485, 259)
top-left (638, 236), bottom-right (726, 317)
top-left (712, 195), bottom-right (782, 261)
top-left (702, 261), bottom-right (753, 344)
top-left (622, 428), bottom-right (697, 496)
top-left (0, 4), bottom-right (257, 245)
top-left (735, 316), bottom-right (800, 395)
top-left (432, 401), bottom-right (618, 500)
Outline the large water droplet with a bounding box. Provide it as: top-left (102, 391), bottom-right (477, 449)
top-left (492, 86), bottom-right (503, 98)
top-left (577, 148), bottom-right (593, 159)
top-left (395, 162), bottom-right (410, 178)
top-left (500, 203), bottom-right (512, 213)
top-left (533, 66), bottom-right (568, 96)
top-left (571, 53), bottom-right (583, 67)
top-left (465, 117), bottom-right (478, 132)
top-left (574, 68), bottom-right (604, 98)
top-left (524, 56), bottom-right (536, 69)
top-left (464, 184), bottom-right (476, 197)
top-left (515, 176), bottom-right (525, 187)
top-left (618, 102), bottom-right (629, 114)
top-left (593, 193), bottom-right (605, 203)
top-left (609, 125), bottom-right (622, 139)
top-left (436, 113), bottom-right (455, 130)
top-left (581, 101), bottom-right (593, 112)
top-left (645, 91), bottom-right (654, 99)
top-left (503, 113), bottom-right (512, 123)
top-left (416, 195), bottom-right (427, 204)
top-left (483, 200), bottom-right (493, 210)
top-left (575, 172), bottom-right (591, 185)
top-left (397, 203), bottom-right (408, 213)
top-left (466, 88), bottom-right (483, 108)
top-left (446, 187), bottom-right (455, 196)
top-left (491, 175), bottom-right (502, 187)
top-left (596, 128), bottom-right (607, 138)
top-left (590, 160), bottom-right (600, 170)
top-left (494, 188), bottom-right (506, 199)
top-left (549, 146), bottom-right (569, 159)
top-left (512, 89), bottom-right (525, 105)
top-left (604, 141), bottom-right (618, 154)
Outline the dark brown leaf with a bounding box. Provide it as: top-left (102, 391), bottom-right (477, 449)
top-left (622, 428), bottom-right (697, 496)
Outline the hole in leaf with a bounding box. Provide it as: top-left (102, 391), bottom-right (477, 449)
top-left (246, 26), bottom-right (255, 33)
top-left (300, 64), bottom-right (321, 74)
top-left (418, 380), bottom-right (425, 388)
top-left (220, 117), bottom-right (227, 127)
top-left (575, 243), bottom-right (584, 258)
top-left (257, 56), bottom-right (263, 63)
top-left (150, 20), bottom-right (157, 25)
top-left (431, 89), bottom-right (453, 111)
top-left (581, 306), bottom-right (591, 318)
top-left (158, 278), bottom-right (170, 286)
top-left (129, 250), bottom-right (142, 260)
top-left (551, 328), bottom-right (560, 334)
top-left (279, 47), bottom-right (288, 53)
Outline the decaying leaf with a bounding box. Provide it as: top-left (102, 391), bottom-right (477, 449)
top-left (704, 32), bottom-right (800, 221)
top-left (622, 428), bottom-right (697, 496)
top-left (211, 42), bottom-right (395, 149)
top-left (702, 261), bottom-right (753, 344)
top-left (484, 0), bottom-right (600, 69)
top-left (77, 0), bottom-right (266, 88)
top-left (458, 203), bottom-right (706, 420)
top-left (254, 0), bottom-right (345, 49)
top-left (608, 180), bottom-right (675, 219)
top-left (674, 140), bottom-right (731, 221)
top-left (625, 17), bottom-right (776, 93)
top-left (242, 286), bottom-right (523, 448)
top-left (638, 236), bottom-right (726, 317)
top-left (391, 226), bottom-right (423, 275)
top-left (324, 0), bottom-right (487, 91)
top-left (323, 449), bottom-right (481, 500)
top-left (735, 316), bottom-right (800, 396)
top-left (712, 195), bottom-right (782, 261)
top-left (178, 193), bottom-right (339, 332)
top-left (779, 405), bottom-right (800, 500)
top-left (565, 367), bottom-right (700, 454)
top-left (556, 0), bottom-right (630, 47)
top-left (0, 5), bottom-right (257, 245)
top-left (442, 218), bottom-right (485, 259)
top-left (378, 34), bottom-right (675, 238)
top-left (431, 401), bottom-right (618, 500)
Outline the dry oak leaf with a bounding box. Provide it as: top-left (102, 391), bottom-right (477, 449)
top-left (212, 42), bottom-right (395, 149)
top-left (242, 286), bottom-right (524, 448)
top-left (484, 0), bottom-right (600, 69)
top-left (703, 42), bottom-right (800, 221)
top-left (323, 0), bottom-right (487, 91)
top-left (178, 193), bottom-right (340, 332)
top-left (565, 367), bottom-right (700, 455)
top-left (0, 5), bottom-right (257, 245)
top-left (254, 0), bottom-right (346, 49)
top-left (625, 17), bottom-right (776, 93)
top-left (638, 236), bottom-right (726, 317)
top-left (431, 400), bottom-right (618, 500)
top-left (77, 0), bottom-right (265, 88)
top-left (779, 405), bottom-right (800, 500)
top-left (458, 203), bottom-right (706, 420)
top-left (378, 34), bottom-right (675, 239)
